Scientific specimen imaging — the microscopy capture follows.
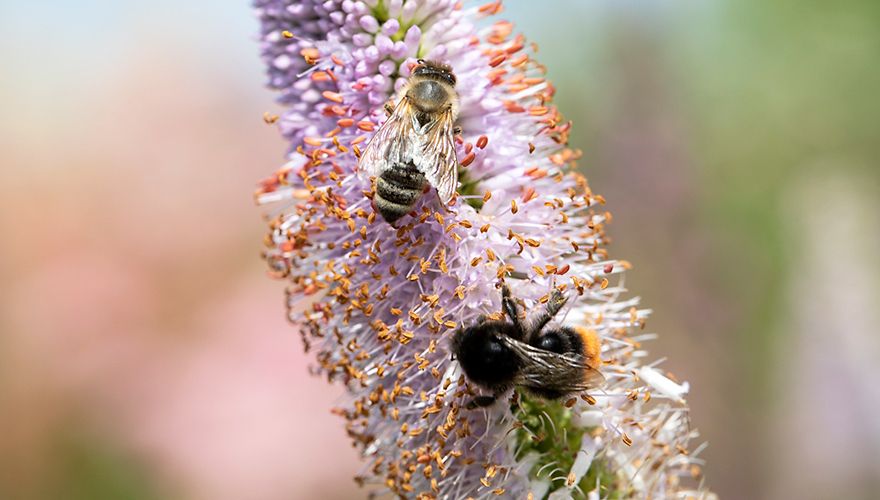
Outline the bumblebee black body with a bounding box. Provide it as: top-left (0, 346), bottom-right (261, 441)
top-left (533, 326), bottom-right (584, 357)
top-left (525, 326), bottom-right (585, 400)
top-left (452, 285), bottom-right (603, 409)
top-left (451, 320), bottom-right (522, 396)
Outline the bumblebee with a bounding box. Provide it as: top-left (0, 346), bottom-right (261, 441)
top-left (452, 285), bottom-right (604, 408)
top-left (359, 59), bottom-right (460, 224)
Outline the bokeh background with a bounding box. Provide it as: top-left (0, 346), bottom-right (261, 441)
top-left (2, 1), bottom-right (878, 499)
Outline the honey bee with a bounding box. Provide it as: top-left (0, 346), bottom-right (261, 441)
top-left (452, 284), bottom-right (604, 409)
top-left (359, 59), bottom-right (460, 224)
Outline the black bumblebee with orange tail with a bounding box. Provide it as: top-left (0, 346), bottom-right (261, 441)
top-left (452, 284), bottom-right (604, 409)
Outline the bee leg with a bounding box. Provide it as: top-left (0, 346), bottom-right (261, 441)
top-left (466, 394), bottom-right (498, 410)
top-left (384, 102), bottom-right (394, 117)
top-left (529, 288), bottom-right (569, 333)
top-left (453, 125), bottom-right (462, 136)
top-left (502, 284), bottom-right (526, 339)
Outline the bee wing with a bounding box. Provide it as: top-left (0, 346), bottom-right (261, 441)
top-left (412, 107), bottom-right (458, 203)
top-left (500, 336), bottom-right (606, 393)
top-left (359, 97), bottom-right (418, 178)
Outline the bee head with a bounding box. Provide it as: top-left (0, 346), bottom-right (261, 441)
top-left (414, 59), bottom-right (456, 86)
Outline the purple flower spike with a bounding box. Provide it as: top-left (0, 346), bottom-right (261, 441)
top-left (254, 1), bottom-right (715, 498)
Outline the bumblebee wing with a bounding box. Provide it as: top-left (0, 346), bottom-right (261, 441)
top-left (500, 336), bottom-right (605, 393)
top-left (359, 97), bottom-right (418, 178)
top-left (412, 107), bottom-right (458, 203)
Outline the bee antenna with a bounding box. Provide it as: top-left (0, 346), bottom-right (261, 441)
top-left (417, 58), bottom-right (426, 65)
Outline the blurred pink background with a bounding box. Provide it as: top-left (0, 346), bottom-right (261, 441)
top-left (0, 3), bottom-right (361, 498)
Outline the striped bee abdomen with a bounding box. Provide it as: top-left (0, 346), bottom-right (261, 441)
top-left (374, 162), bottom-right (427, 223)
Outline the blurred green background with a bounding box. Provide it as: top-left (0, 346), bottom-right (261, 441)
top-left (1, 1), bottom-right (878, 499)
